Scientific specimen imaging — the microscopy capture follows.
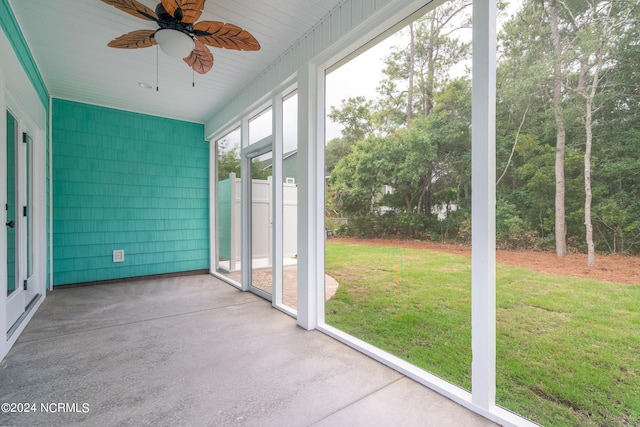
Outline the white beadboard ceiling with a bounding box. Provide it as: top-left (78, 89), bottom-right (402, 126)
top-left (8, 0), bottom-right (343, 124)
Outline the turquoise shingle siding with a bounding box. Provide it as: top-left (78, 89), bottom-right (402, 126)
top-left (52, 99), bottom-right (209, 285)
top-left (217, 177), bottom-right (231, 260)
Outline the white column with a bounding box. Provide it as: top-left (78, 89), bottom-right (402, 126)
top-left (209, 139), bottom-right (218, 274)
top-left (296, 62), bottom-right (324, 330)
top-left (240, 119), bottom-right (251, 291)
top-left (228, 172), bottom-right (237, 273)
top-left (471, 0), bottom-right (497, 411)
top-left (272, 94), bottom-right (284, 307)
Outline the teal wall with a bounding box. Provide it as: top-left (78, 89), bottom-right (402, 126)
top-left (217, 178), bottom-right (231, 261)
top-left (52, 99), bottom-right (209, 285)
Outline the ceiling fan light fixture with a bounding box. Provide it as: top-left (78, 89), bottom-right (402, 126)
top-left (154, 29), bottom-right (194, 58)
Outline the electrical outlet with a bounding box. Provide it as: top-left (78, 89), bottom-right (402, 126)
top-left (113, 250), bottom-right (125, 263)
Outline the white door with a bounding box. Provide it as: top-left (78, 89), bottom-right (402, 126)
top-left (242, 139), bottom-right (274, 301)
top-left (5, 111), bottom-right (36, 334)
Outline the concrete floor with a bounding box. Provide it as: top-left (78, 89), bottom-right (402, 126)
top-left (0, 274), bottom-right (498, 427)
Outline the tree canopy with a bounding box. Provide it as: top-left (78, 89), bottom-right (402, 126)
top-left (326, 0), bottom-right (640, 256)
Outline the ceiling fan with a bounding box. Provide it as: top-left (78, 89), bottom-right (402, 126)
top-left (102, 0), bottom-right (260, 74)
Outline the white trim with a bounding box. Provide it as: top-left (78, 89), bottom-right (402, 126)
top-left (212, 272), bottom-right (242, 290)
top-left (295, 62), bottom-right (321, 330)
top-left (209, 131), bottom-right (218, 275)
top-left (205, 75), bottom-right (298, 141)
top-left (471, 0), bottom-right (498, 411)
top-left (48, 96), bottom-right (53, 291)
top-left (2, 296), bottom-right (44, 360)
top-left (272, 92), bottom-right (284, 309)
top-left (239, 117), bottom-right (250, 292)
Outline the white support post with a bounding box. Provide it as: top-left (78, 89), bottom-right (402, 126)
top-left (229, 172), bottom-right (237, 273)
top-left (471, 0), bottom-right (497, 411)
top-left (272, 94), bottom-right (284, 308)
top-left (209, 140), bottom-right (218, 274)
top-left (296, 62), bottom-right (324, 330)
top-left (240, 119), bottom-right (251, 291)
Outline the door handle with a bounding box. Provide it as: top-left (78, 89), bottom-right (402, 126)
top-left (6, 220), bottom-right (14, 228)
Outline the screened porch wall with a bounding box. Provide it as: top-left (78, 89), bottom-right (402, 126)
top-left (52, 99), bottom-right (209, 285)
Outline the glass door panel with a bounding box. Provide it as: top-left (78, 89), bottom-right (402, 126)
top-left (215, 128), bottom-right (243, 286)
top-left (6, 111), bottom-right (17, 297)
top-left (249, 151), bottom-right (273, 298)
top-left (6, 110), bottom-right (24, 332)
top-left (281, 92), bottom-right (298, 311)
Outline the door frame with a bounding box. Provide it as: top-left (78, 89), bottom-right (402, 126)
top-left (5, 108), bottom-right (25, 331)
top-left (3, 89), bottom-right (44, 341)
top-left (207, 82), bottom-right (297, 317)
top-left (241, 136), bottom-right (274, 301)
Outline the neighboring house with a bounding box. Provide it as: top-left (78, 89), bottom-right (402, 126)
top-left (261, 150), bottom-right (298, 183)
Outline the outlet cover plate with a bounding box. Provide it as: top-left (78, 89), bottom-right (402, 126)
top-left (113, 250), bottom-right (125, 263)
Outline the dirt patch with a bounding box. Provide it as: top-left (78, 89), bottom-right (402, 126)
top-left (331, 237), bottom-right (640, 285)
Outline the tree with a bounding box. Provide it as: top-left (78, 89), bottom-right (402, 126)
top-left (329, 78), bottom-right (471, 239)
top-left (327, 96), bottom-right (375, 143)
top-left (547, 0), bottom-right (640, 266)
top-left (326, 96), bottom-right (376, 174)
top-left (378, 0), bottom-right (472, 126)
top-left (217, 148), bottom-right (271, 181)
top-left (497, 0), bottom-right (640, 262)
top-left (325, 137), bottom-right (354, 174)
top-left (218, 148), bottom-right (241, 181)
top-left (590, 9), bottom-right (640, 255)
top-left (546, 0), bottom-right (568, 258)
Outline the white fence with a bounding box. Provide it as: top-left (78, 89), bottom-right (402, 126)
top-left (218, 174), bottom-right (297, 272)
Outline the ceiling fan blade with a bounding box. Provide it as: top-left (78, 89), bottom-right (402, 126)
top-left (193, 21), bottom-right (260, 51)
top-left (101, 0), bottom-right (157, 21)
top-left (184, 39), bottom-right (214, 74)
top-left (161, 0), bottom-right (204, 24)
top-left (107, 29), bottom-right (157, 48)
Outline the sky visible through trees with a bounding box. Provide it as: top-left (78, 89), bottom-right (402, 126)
top-left (325, 0), bottom-right (640, 261)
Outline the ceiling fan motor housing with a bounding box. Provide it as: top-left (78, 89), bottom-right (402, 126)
top-left (155, 3), bottom-right (193, 35)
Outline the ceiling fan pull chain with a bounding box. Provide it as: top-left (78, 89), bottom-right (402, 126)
top-left (192, 67), bottom-right (195, 88)
top-left (156, 44), bottom-right (159, 92)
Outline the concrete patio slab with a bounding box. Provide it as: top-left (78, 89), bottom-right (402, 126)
top-left (0, 274), bottom-right (498, 427)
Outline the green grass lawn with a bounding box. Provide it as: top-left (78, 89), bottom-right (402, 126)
top-left (325, 241), bottom-right (640, 427)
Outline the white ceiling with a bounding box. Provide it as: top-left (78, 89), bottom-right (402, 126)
top-left (8, 0), bottom-right (343, 124)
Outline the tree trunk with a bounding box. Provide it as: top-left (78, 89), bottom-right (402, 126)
top-left (405, 194), bottom-right (413, 213)
top-left (578, 0), bottom-right (614, 267)
top-left (582, 33), bottom-right (607, 268)
top-left (584, 96), bottom-right (595, 267)
top-left (425, 18), bottom-right (435, 117)
top-left (549, 0), bottom-right (567, 258)
top-left (407, 23), bottom-right (415, 126)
